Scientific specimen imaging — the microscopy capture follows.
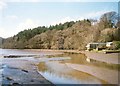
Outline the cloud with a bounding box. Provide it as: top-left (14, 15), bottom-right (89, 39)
top-left (51, 16), bottom-right (75, 25)
top-left (76, 10), bottom-right (113, 20)
top-left (0, 0), bottom-right (7, 10)
top-left (0, 27), bottom-right (8, 38)
top-left (60, 17), bottom-right (75, 23)
top-left (0, 27), bottom-right (5, 35)
top-left (50, 10), bottom-right (112, 26)
top-left (0, 19), bottom-right (41, 38)
top-left (16, 18), bottom-right (40, 31)
top-left (6, 15), bottom-right (18, 20)
top-left (86, 10), bottom-right (111, 19)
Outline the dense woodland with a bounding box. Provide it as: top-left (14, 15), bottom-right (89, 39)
top-left (1, 11), bottom-right (120, 50)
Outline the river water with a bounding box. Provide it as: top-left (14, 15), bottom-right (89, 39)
top-left (0, 49), bottom-right (118, 85)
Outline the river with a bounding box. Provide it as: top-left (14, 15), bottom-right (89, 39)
top-left (0, 49), bottom-right (118, 85)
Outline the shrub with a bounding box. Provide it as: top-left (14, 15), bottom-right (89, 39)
top-left (112, 41), bottom-right (120, 50)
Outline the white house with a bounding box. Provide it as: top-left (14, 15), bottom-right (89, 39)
top-left (86, 42), bottom-right (113, 51)
top-left (106, 42), bottom-right (113, 48)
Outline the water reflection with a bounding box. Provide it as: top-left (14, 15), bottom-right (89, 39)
top-left (40, 71), bottom-right (93, 84)
top-left (49, 53), bottom-right (119, 70)
top-left (37, 52), bottom-right (119, 84)
top-left (38, 61), bottom-right (106, 84)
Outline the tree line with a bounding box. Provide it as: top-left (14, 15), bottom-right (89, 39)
top-left (2, 11), bottom-right (120, 50)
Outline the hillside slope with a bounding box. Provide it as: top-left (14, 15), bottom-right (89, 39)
top-left (2, 11), bottom-right (120, 50)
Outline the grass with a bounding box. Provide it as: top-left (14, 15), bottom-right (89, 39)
top-left (102, 50), bottom-right (120, 53)
top-left (88, 49), bottom-right (120, 53)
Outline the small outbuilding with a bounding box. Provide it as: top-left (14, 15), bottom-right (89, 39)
top-left (86, 42), bottom-right (113, 51)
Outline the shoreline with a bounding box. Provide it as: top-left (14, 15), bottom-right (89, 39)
top-left (27, 49), bottom-right (120, 65)
top-left (80, 51), bottom-right (120, 65)
top-left (2, 49), bottom-right (120, 65)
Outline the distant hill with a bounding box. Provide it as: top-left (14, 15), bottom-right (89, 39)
top-left (0, 37), bottom-right (3, 48)
top-left (2, 11), bottom-right (120, 49)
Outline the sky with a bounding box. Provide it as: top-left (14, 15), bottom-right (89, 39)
top-left (0, 0), bottom-right (119, 38)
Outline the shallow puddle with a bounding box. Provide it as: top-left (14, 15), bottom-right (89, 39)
top-left (46, 53), bottom-right (119, 70)
top-left (37, 53), bottom-right (108, 84)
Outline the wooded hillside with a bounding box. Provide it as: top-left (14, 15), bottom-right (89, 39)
top-left (2, 11), bottom-right (120, 50)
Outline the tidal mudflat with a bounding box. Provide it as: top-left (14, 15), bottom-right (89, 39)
top-left (0, 49), bottom-right (119, 86)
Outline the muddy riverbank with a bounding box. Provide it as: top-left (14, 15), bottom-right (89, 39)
top-left (0, 49), bottom-right (119, 85)
top-left (0, 49), bottom-right (62, 85)
top-left (66, 63), bottom-right (119, 84)
top-left (1, 57), bottom-right (54, 85)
